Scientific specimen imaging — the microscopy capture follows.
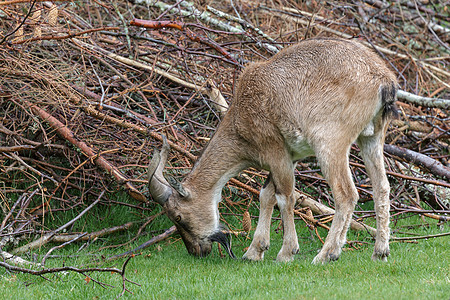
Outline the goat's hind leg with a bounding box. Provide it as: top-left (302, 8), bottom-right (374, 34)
top-left (358, 131), bottom-right (391, 261)
top-left (243, 174), bottom-right (276, 261)
top-left (312, 148), bottom-right (359, 264)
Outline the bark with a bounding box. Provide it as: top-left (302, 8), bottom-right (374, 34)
top-left (397, 90), bottom-right (450, 109)
top-left (384, 144), bottom-right (450, 180)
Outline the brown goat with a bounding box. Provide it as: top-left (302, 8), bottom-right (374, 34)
top-left (148, 37), bottom-right (397, 263)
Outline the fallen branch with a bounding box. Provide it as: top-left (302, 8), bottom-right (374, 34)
top-left (12, 191), bottom-right (104, 255)
top-left (144, 0), bottom-right (243, 34)
top-left (107, 225), bottom-right (177, 261)
top-left (146, 1), bottom-right (280, 53)
top-left (391, 119), bottom-right (432, 134)
top-left (71, 38), bottom-right (228, 115)
top-left (391, 232), bottom-right (450, 241)
top-left (0, 0), bottom-right (70, 5)
top-left (0, 145), bottom-right (35, 153)
top-left (350, 161), bottom-right (450, 189)
top-left (384, 144), bottom-right (450, 180)
top-left (0, 250), bottom-right (39, 267)
top-left (41, 233), bottom-right (88, 266)
top-left (397, 90), bottom-right (450, 109)
top-left (294, 208), bottom-right (330, 230)
top-left (99, 212), bottom-right (163, 251)
top-left (22, 100), bottom-right (146, 202)
top-left (206, 5), bottom-right (281, 53)
top-left (295, 191), bottom-right (377, 236)
top-left (392, 202), bottom-right (450, 222)
top-left (11, 27), bottom-right (120, 45)
top-left (0, 256), bottom-right (138, 296)
top-left (129, 19), bottom-right (239, 65)
top-left (51, 221), bottom-right (135, 243)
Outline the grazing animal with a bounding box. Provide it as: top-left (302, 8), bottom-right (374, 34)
top-left (148, 37), bottom-right (397, 263)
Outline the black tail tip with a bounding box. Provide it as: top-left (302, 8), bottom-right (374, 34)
top-left (381, 83), bottom-right (398, 119)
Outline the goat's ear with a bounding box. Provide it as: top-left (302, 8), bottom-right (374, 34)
top-left (166, 176), bottom-right (190, 199)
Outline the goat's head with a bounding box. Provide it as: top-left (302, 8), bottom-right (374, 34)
top-left (148, 137), bottom-right (235, 258)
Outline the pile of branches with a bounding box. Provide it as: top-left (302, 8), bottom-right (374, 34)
top-left (0, 0), bottom-right (449, 289)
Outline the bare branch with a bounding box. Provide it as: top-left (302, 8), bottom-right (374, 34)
top-left (384, 144), bottom-right (450, 180)
top-left (397, 90), bottom-right (450, 109)
top-left (12, 191), bottom-right (104, 255)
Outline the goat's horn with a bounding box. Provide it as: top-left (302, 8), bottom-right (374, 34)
top-left (148, 136), bottom-right (172, 205)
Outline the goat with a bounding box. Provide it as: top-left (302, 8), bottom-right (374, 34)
top-left (148, 37), bottom-right (397, 263)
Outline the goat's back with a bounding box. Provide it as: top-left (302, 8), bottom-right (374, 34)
top-left (230, 38), bottom-right (397, 157)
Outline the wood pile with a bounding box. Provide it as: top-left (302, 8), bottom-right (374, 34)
top-left (0, 0), bottom-right (448, 270)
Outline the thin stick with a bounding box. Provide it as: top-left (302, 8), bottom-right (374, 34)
top-left (391, 232), bottom-right (450, 241)
top-left (0, 0), bottom-right (37, 45)
top-left (350, 161), bottom-right (450, 189)
top-left (51, 221), bottom-right (135, 243)
top-left (397, 90), bottom-right (450, 109)
top-left (11, 27), bottom-right (120, 45)
top-left (12, 191), bottom-right (104, 255)
top-left (41, 233), bottom-right (88, 266)
top-left (107, 226), bottom-right (177, 261)
top-left (0, 257), bottom-right (139, 297)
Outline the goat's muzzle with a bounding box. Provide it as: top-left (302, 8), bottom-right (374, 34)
top-left (178, 227), bottom-right (235, 259)
top-left (176, 226), bottom-right (212, 257)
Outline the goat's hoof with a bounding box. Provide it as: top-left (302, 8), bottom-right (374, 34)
top-left (372, 248), bottom-right (390, 262)
top-left (242, 239), bottom-right (269, 261)
top-left (276, 247), bottom-right (298, 263)
top-left (276, 254), bottom-right (295, 263)
top-left (312, 251), bottom-right (340, 265)
top-left (242, 249), bottom-right (264, 261)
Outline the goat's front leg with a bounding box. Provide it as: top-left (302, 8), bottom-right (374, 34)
top-left (275, 192), bottom-right (299, 262)
top-left (271, 163), bottom-right (299, 262)
top-left (243, 175), bottom-right (276, 261)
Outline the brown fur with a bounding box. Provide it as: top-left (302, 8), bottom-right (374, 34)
top-left (149, 38), bottom-right (397, 263)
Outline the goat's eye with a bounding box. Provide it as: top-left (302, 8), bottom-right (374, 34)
top-left (175, 215), bottom-right (181, 222)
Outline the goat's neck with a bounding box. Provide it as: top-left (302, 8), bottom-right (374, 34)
top-left (184, 119), bottom-right (247, 203)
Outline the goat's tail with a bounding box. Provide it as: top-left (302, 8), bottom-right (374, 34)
top-left (380, 82), bottom-right (398, 120)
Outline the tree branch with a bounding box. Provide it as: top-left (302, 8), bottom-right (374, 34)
top-left (397, 90), bottom-right (450, 109)
top-left (22, 100), bottom-right (146, 202)
top-left (384, 144), bottom-right (450, 180)
top-left (12, 191), bottom-right (104, 255)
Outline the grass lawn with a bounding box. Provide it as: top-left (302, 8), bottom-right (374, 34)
top-left (1, 203), bottom-right (448, 300)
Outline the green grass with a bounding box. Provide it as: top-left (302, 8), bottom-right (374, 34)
top-left (1, 202), bottom-right (449, 300)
